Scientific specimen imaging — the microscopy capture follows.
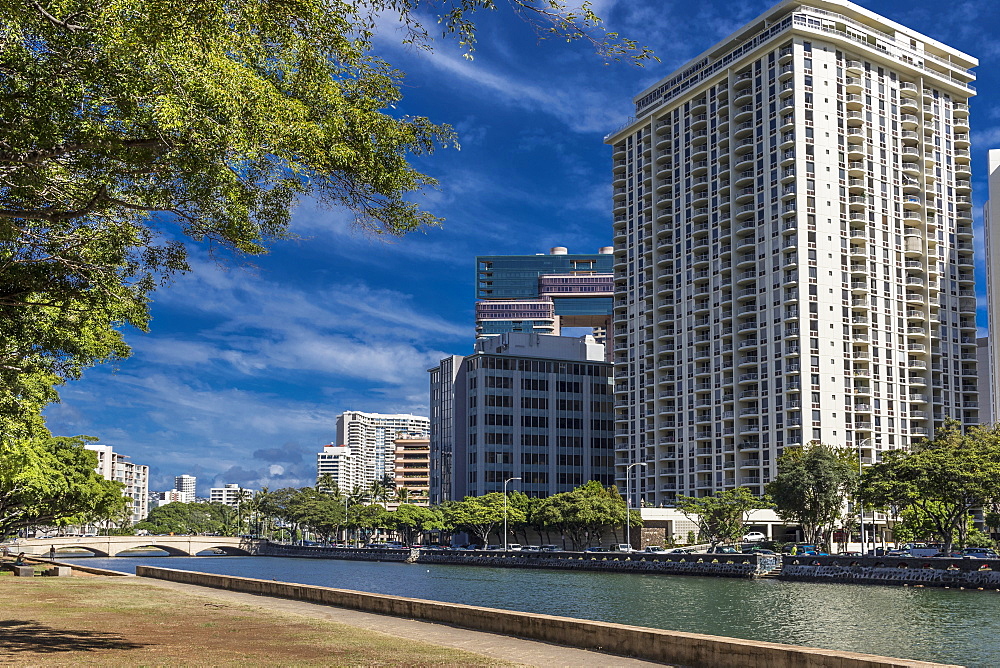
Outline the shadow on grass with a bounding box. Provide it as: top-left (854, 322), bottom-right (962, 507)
top-left (0, 620), bottom-right (147, 654)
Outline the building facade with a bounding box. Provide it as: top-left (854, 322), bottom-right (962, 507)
top-left (85, 444), bottom-right (149, 524)
top-left (316, 443), bottom-right (364, 493)
top-left (429, 355), bottom-right (462, 505)
top-left (476, 247), bottom-right (614, 346)
top-left (607, 0), bottom-right (978, 505)
top-left (334, 411), bottom-right (430, 488)
top-left (174, 475), bottom-right (197, 498)
top-left (153, 489), bottom-right (195, 507)
top-left (429, 333), bottom-right (615, 501)
top-left (209, 483), bottom-right (252, 507)
top-left (985, 149), bottom-right (1000, 425)
top-left (393, 435), bottom-right (431, 505)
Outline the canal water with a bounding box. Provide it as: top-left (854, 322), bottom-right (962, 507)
top-left (61, 552), bottom-right (998, 667)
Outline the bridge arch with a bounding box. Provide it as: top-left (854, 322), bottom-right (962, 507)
top-left (199, 545), bottom-right (254, 556)
top-left (54, 545), bottom-right (110, 558)
top-left (110, 543), bottom-right (193, 557)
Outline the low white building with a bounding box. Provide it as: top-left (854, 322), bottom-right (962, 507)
top-left (210, 483), bottom-right (252, 507)
top-left (84, 444), bottom-right (149, 524)
top-left (152, 489), bottom-right (196, 508)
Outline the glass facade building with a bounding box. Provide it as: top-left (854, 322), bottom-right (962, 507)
top-left (476, 247), bottom-right (615, 340)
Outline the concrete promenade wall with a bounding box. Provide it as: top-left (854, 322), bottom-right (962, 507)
top-left (781, 555), bottom-right (1000, 588)
top-left (136, 566), bottom-right (956, 668)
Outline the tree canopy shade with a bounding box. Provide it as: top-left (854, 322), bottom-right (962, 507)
top-left (766, 443), bottom-right (858, 548)
top-left (0, 0), bottom-right (652, 437)
top-left (0, 435), bottom-right (127, 536)
top-left (676, 487), bottom-right (771, 551)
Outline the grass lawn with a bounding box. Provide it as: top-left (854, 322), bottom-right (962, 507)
top-left (1, 576), bottom-right (516, 666)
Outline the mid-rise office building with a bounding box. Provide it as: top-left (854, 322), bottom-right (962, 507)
top-left (393, 435), bottom-right (431, 505)
top-left (429, 332), bottom-right (615, 501)
top-left (335, 411), bottom-right (430, 487)
top-left (316, 443), bottom-right (364, 493)
top-left (85, 444), bottom-right (149, 524)
top-left (174, 475), bottom-right (197, 497)
top-left (607, 0), bottom-right (978, 505)
top-left (476, 247), bottom-right (614, 347)
top-left (210, 483), bottom-right (252, 507)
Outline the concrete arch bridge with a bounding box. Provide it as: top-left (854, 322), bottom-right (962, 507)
top-left (16, 535), bottom-right (257, 557)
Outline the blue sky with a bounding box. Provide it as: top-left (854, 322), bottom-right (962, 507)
top-left (43, 0), bottom-right (1000, 496)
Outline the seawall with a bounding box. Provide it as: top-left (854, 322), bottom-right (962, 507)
top-left (256, 543), bottom-right (779, 578)
top-left (135, 566), bottom-right (958, 668)
top-left (780, 555), bottom-right (1000, 589)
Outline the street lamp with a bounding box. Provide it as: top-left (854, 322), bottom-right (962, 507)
top-left (503, 477), bottom-right (521, 551)
top-left (624, 462), bottom-right (647, 548)
top-left (343, 494), bottom-right (350, 546)
top-left (858, 441), bottom-right (865, 553)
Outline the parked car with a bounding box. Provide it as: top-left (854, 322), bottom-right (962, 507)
top-left (584, 546), bottom-right (608, 553)
top-left (611, 544), bottom-right (635, 553)
top-left (540, 545), bottom-right (562, 552)
top-left (485, 544), bottom-right (502, 551)
top-left (899, 543), bottom-right (943, 558)
top-left (507, 544), bottom-right (523, 551)
top-left (961, 547), bottom-right (999, 559)
top-left (710, 546), bottom-right (740, 554)
top-left (742, 532), bottom-right (767, 543)
top-left (643, 546), bottom-right (667, 553)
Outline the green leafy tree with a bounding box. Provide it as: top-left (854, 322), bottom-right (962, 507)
top-left (861, 421), bottom-right (1000, 553)
top-left (0, 434), bottom-right (126, 537)
top-left (351, 504), bottom-right (389, 544)
top-left (676, 487), bottom-right (771, 551)
top-left (766, 443), bottom-right (858, 549)
top-left (441, 493), bottom-right (520, 546)
top-left (135, 501), bottom-right (231, 535)
top-left (389, 504), bottom-right (443, 545)
top-left (1, 0), bottom-right (651, 438)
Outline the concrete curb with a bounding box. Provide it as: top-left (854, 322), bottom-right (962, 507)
top-left (137, 566), bottom-right (960, 668)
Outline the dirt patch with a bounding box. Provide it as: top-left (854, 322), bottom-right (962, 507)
top-left (1, 577), bottom-right (514, 666)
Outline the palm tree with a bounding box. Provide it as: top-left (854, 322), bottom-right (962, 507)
top-left (317, 474), bottom-right (338, 495)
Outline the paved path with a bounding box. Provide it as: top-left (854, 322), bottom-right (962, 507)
top-left (135, 577), bottom-right (670, 667)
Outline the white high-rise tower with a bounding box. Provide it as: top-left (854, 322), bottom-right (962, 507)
top-left (334, 411), bottom-right (430, 489)
top-left (606, 0), bottom-right (978, 505)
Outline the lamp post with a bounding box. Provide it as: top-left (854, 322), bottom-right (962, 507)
top-left (343, 494), bottom-right (350, 546)
top-left (503, 477), bottom-right (521, 551)
top-left (857, 438), bottom-right (871, 554)
top-left (624, 462), bottom-right (647, 548)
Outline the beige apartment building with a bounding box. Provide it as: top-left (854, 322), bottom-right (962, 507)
top-left (393, 435), bottom-right (431, 505)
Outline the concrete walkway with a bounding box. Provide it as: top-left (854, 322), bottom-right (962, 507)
top-left (135, 577), bottom-right (670, 667)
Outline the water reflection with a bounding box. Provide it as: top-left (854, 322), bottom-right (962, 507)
top-left (59, 553), bottom-right (998, 666)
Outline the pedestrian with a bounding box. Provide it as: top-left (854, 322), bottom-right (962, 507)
top-left (790, 544), bottom-right (798, 556)
top-left (14, 552), bottom-right (25, 566)
top-left (49, 545), bottom-right (56, 560)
